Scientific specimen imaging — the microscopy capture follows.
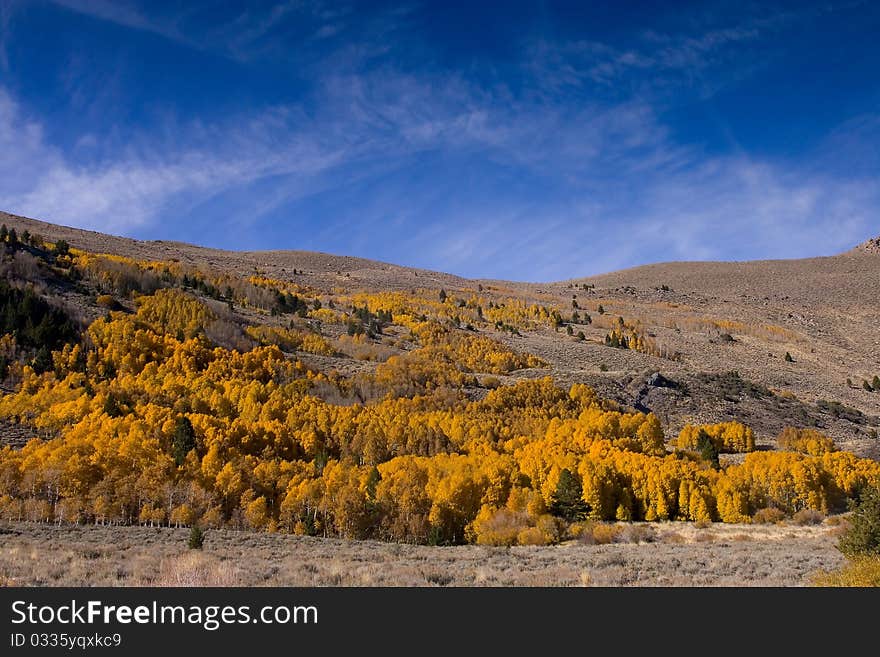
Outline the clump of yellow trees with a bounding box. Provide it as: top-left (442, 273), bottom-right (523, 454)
top-left (1, 287), bottom-right (878, 546)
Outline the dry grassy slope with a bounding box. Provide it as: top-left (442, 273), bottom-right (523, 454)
top-left (567, 251), bottom-right (880, 428)
top-left (3, 210), bottom-right (879, 455)
top-left (0, 521), bottom-right (844, 587)
top-left (0, 211), bottom-right (470, 292)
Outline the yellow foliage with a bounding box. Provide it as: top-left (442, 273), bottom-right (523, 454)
top-left (246, 325), bottom-right (335, 356)
top-left (677, 421), bottom-right (755, 453)
top-left (136, 289), bottom-right (214, 339)
top-left (0, 284), bottom-right (877, 544)
top-left (777, 426), bottom-right (836, 456)
top-left (813, 557), bottom-right (880, 587)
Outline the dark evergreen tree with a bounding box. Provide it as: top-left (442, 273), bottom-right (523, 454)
top-left (53, 239), bottom-right (70, 256)
top-left (188, 526), bottom-right (205, 550)
top-left (696, 429), bottom-right (720, 469)
top-left (838, 486), bottom-right (880, 557)
top-left (365, 466), bottom-right (381, 502)
top-left (172, 416), bottom-right (197, 466)
top-left (31, 345), bottom-right (53, 374)
top-left (103, 393), bottom-right (124, 418)
top-left (549, 468), bottom-right (590, 521)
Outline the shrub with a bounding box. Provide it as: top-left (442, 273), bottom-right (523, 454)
top-left (468, 507), bottom-right (529, 546)
top-left (590, 523), bottom-right (624, 545)
top-left (188, 526), bottom-right (205, 550)
top-left (838, 486), bottom-right (880, 557)
top-left (816, 398), bottom-right (865, 422)
top-left (792, 509), bottom-right (825, 526)
top-left (615, 524), bottom-right (655, 544)
top-left (96, 294), bottom-right (121, 310)
top-left (566, 522), bottom-right (591, 540)
top-left (481, 376), bottom-right (501, 389)
top-left (777, 427), bottom-right (836, 456)
top-left (662, 532), bottom-right (687, 544)
top-left (752, 507), bottom-right (786, 524)
top-left (813, 556), bottom-right (880, 587)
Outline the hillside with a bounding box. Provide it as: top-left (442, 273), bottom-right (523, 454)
top-left (7, 211), bottom-right (874, 455)
top-left (0, 210), bottom-right (878, 551)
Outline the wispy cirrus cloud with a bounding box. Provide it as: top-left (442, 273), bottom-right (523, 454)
top-left (1, 1), bottom-right (878, 279)
top-left (2, 50), bottom-right (878, 279)
top-left (47, 0), bottom-right (375, 64)
top-left (0, 87), bottom-right (354, 233)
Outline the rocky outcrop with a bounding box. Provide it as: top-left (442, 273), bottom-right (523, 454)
top-left (853, 236), bottom-right (880, 254)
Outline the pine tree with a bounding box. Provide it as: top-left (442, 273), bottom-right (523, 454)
top-left (31, 345), bottom-right (53, 374)
top-left (696, 429), bottom-right (720, 469)
top-left (549, 469), bottom-right (589, 521)
top-left (838, 486), bottom-right (880, 557)
top-left (172, 416), bottom-right (197, 466)
top-left (53, 239), bottom-right (70, 256)
top-left (188, 526), bottom-right (205, 550)
top-left (365, 466), bottom-right (381, 501)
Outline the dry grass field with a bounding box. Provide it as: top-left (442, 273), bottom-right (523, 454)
top-left (0, 520), bottom-right (844, 587)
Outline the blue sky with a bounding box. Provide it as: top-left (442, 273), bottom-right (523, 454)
top-left (0, 0), bottom-right (878, 280)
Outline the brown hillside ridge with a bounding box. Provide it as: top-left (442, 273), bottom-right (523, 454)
top-left (1, 210), bottom-right (879, 458)
top-left (850, 235), bottom-right (880, 254)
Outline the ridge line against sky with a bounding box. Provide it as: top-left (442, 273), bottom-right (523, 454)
top-left (0, 0), bottom-right (878, 281)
